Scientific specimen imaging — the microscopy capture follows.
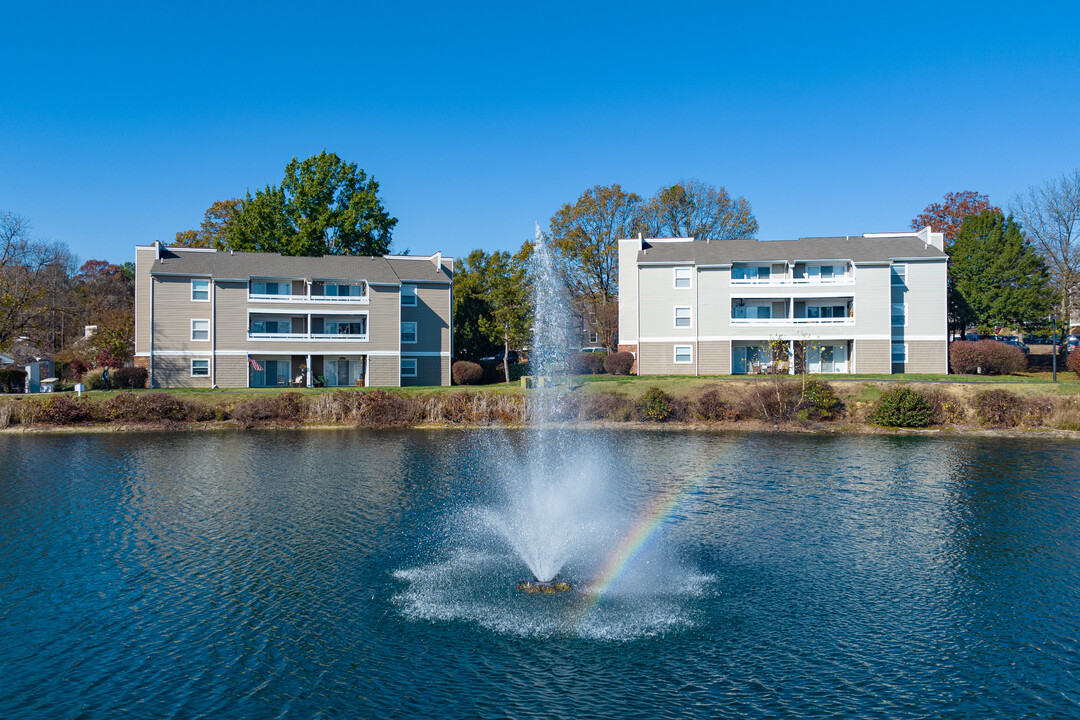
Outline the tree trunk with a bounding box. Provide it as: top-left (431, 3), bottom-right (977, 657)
top-left (503, 338), bottom-right (510, 384)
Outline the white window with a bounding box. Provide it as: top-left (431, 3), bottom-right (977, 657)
top-left (191, 319), bottom-right (210, 341)
top-left (401, 284), bottom-right (417, 306)
top-left (588, 331), bottom-right (598, 344)
top-left (191, 359), bottom-right (209, 376)
top-left (674, 306), bottom-right (692, 328)
top-left (674, 345), bottom-right (693, 364)
top-left (400, 358), bottom-right (417, 377)
top-left (891, 264), bottom-right (907, 286)
top-left (891, 302), bottom-right (907, 327)
top-left (674, 267), bottom-right (692, 289)
top-left (891, 342), bottom-right (907, 363)
top-left (191, 278), bottom-right (209, 301)
top-left (401, 321), bottom-right (417, 344)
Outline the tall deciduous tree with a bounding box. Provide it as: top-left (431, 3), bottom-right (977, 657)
top-left (549, 184), bottom-right (641, 349)
top-left (223, 151), bottom-right (397, 256)
top-left (0, 213), bottom-right (75, 351)
top-left (640, 179), bottom-right (757, 240)
top-left (478, 249), bottom-right (532, 383)
top-left (1011, 170), bottom-right (1080, 323)
top-left (173, 199), bottom-right (242, 248)
top-left (911, 190), bottom-right (999, 246)
top-left (452, 250), bottom-right (501, 361)
top-left (950, 210), bottom-right (1056, 334)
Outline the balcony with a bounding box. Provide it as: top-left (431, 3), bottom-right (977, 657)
top-left (731, 297), bottom-right (854, 325)
top-left (248, 279), bottom-right (369, 304)
top-left (730, 262), bottom-right (855, 286)
top-left (730, 316), bottom-right (855, 326)
top-left (248, 314), bottom-right (368, 341)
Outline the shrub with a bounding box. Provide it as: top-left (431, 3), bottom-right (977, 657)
top-left (576, 392), bottom-right (633, 421)
top-left (972, 389), bottom-right (1024, 427)
top-left (636, 386), bottom-right (674, 422)
top-left (604, 351), bottom-right (635, 375)
top-left (740, 381), bottom-right (802, 421)
top-left (1068, 350), bottom-right (1080, 378)
top-left (569, 352), bottom-right (605, 375)
top-left (0, 368), bottom-right (27, 393)
top-left (355, 390), bottom-right (415, 428)
top-left (920, 387), bottom-right (966, 424)
top-left (111, 367), bottom-right (148, 389)
top-left (800, 379), bottom-right (840, 420)
top-left (695, 389), bottom-right (739, 421)
top-left (868, 386), bottom-right (935, 427)
top-left (231, 393), bottom-right (308, 427)
top-left (19, 395), bottom-right (93, 425)
top-left (949, 340), bottom-right (1027, 375)
top-left (82, 367), bottom-right (105, 390)
top-left (452, 361), bottom-right (483, 386)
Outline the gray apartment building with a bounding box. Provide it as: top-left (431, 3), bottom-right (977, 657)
top-left (134, 243), bottom-right (453, 388)
top-left (618, 228), bottom-right (948, 375)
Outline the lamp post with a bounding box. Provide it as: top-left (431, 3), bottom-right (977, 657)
top-left (1050, 313), bottom-right (1058, 382)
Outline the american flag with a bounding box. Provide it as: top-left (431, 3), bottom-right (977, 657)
top-left (247, 356), bottom-right (264, 371)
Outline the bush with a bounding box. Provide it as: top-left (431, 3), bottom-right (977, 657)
top-left (355, 390), bottom-right (415, 428)
top-left (94, 392), bottom-right (208, 424)
top-left (569, 352), bottom-right (606, 375)
top-left (82, 367), bottom-right (105, 390)
top-left (0, 368), bottom-right (27, 393)
top-left (1068, 350), bottom-right (1080, 378)
top-left (972, 389), bottom-right (1024, 427)
top-left (231, 393), bottom-right (308, 427)
top-left (868, 386), bottom-right (935, 427)
top-left (920, 388), bottom-right (966, 424)
top-left (695, 389), bottom-right (739, 421)
top-left (452, 361), bottom-right (483, 385)
top-left (740, 381), bottom-right (802, 421)
top-left (19, 395), bottom-right (93, 425)
top-left (637, 386), bottom-right (674, 421)
top-left (800, 379), bottom-right (840, 420)
top-left (604, 351), bottom-right (635, 375)
top-left (949, 340), bottom-right (1027, 375)
top-left (110, 367), bottom-right (148, 389)
top-left (576, 392), bottom-right (633, 421)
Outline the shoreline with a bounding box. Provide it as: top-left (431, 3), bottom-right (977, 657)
top-left (3, 419), bottom-right (1078, 440)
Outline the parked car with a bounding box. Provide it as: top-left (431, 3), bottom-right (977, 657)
top-left (1067, 335), bottom-right (1080, 351)
top-left (997, 337), bottom-right (1029, 354)
top-left (580, 347), bottom-right (606, 353)
top-left (964, 333), bottom-right (982, 341)
top-left (480, 350), bottom-right (520, 364)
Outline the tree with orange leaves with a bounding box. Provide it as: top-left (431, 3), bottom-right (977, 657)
top-left (911, 191), bottom-right (999, 247)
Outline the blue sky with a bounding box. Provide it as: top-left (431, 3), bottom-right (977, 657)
top-left (3, 2), bottom-right (1079, 266)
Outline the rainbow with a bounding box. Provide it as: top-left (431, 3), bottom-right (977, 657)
top-left (574, 471), bottom-right (705, 624)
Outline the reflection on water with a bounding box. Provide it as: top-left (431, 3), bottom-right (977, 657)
top-left (0, 430), bottom-right (1078, 719)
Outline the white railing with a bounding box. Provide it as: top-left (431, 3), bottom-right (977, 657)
top-left (248, 332), bottom-right (368, 341)
top-left (248, 293), bottom-right (369, 304)
top-left (730, 277), bottom-right (855, 286)
top-left (730, 317), bottom-right (855, 325)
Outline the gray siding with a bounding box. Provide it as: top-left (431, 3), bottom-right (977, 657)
top-left (400, 282), bottom-right (451, 353)
top-left (903, 340), bottom-right (947, 374)
top-left (154, 355), bottom-right (212, 389)
top-left (855, 339), bottom-right (891, 373)
top-left (215, 355), bottom-right (248, 388)
top-left (637, 266), bottom-right (698, 342)
top-left (367, 355), bottom-right (401, 387)
top-left (152, 276), bottom-right (213, 352)
top-left (135, 246), bottom-right (155, 355)
top-left (698, 340), bottom-right (731, 375)
top-left (637, 342), bottom-right (697, 375)
top-left (401, 355), bottom-right (446, 386)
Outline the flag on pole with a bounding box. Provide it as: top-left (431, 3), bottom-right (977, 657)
top-left (247, 356), bottom-right (263, 371)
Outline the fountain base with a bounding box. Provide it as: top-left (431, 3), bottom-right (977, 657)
top-left (516, 579), bottom-right (572, 594)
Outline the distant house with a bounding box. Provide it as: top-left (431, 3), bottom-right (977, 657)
top-left (134, 243), bottom-right (454, 388)
top-left (618, 228), bottom-right (948, 375)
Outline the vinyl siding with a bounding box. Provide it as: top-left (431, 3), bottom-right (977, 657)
top-left (152, 276), bottom-right (213, 352)
top-left (214, 355), bottom-right (248, 388)
top-left (399, 282), bottom-right (451, 354)
top-left (854, 338), bottom-right (891, 373)
top-left (135, 246), bottom-right (155, 354)
top-left (637, 266), bottom-right (697, 342)
top-left (637, 342), bottom-right (697, 375)
top-left (154, 354), bottom-right (212, 389)
top-left (903, 340), bottom-right (947, 374)
top-left (367, 355), bottom-right (401, 387)
top-left (400, 355), bottom-right (446, 386)
top-left (902, 260), bottom-right (948, 339)
top-left (698, 340), bottom-right (731, 375)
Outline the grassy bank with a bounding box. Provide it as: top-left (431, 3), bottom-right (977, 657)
top-left (2, 374), bottom-right (1079, 433)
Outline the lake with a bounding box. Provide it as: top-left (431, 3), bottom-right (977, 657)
top-left (1, 429), bottom-right (1077, 719)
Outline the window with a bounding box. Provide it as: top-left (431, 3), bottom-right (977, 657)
top-left (323, 320), bottom-right (366, 335)
top-left (807, 305), bottom-right (848, 319)
top-left (674, 306), bottom-right (692, 328)
top-left (191, 278), bottom-right (209, 301)
top-left (674, 267), bottom-right (692, 289)
top-left (401, 358), bottom-right (417, 377)
top-left (891, 302), bottom-right (907, 327)
top-left (588, 331), bottom-right (598, 344)
top-left (191, 319), bottom-right (210, 341)
top-left (250, 319), bottom-right (291, 334)
top-left (191, 359), bottom-right (209, 377)
top-left (732, 266), bottom-right (771, 281)
top-left (401, 284), bottom-right (417, 306)
top-left (891, 342), bottom-right (907, 363)
top-left (674, 345), bottom-right (693, 364)
top-left (891, 264), bottom-right (907, 286)
top-left (401, 321), bottom-right (417, 344)
top-left (251, 281), bottom-right (286, 296)
top-left (324, 282), bottom-right (364, 297)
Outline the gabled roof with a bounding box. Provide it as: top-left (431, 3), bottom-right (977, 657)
top-left (150, 247), bottom-right (451, 284)
top-left (636, 236), bottom-right (947, 265)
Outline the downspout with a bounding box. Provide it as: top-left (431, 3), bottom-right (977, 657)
top-left (210, 279), bottom-right (217, 387)
top-left (694, 265), bottom-right (699, 376)
top-left (149, 276), bottom-right (155, 388)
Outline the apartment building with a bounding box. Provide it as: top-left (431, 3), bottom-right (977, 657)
top-left (618, 228), bottom-right (948, 375)
top-left (134, 243), bottom-right (453, 388)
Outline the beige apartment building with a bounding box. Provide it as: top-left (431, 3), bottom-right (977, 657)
top-left (618, 229), bottom-right (948, 375)
top-left (134, 243), bottom-right (453, 388)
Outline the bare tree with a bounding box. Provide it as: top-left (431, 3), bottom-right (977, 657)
top-left (640, 179), bottom-right (758, 240)
top-left (1011, 170), bottom-right (1080, 324)
top-left (0, 213), bottom-right (75, 351)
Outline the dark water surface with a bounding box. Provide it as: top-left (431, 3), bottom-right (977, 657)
top-left (1, 430), bottom-right (1077, 719)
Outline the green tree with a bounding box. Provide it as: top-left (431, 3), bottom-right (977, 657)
top-left (950, 210), bottom-right (1056, 334)
top-left (549, 183), bottom-right (640, 349)
top-left (911, 190), bottom-right (999, 247)
top-left (223, 151), bottom-right (397, 256)
top-left (173, 198), bottom-right (242, 248)
top-left (478, 249), bottom-right (532, 383)
top-left (641, 179), bottom-right (757, 240)
top-left (452, 250), bottom-right (501, 361)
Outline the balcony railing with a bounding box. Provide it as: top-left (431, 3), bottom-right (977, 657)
top-left (248, 293), bottom-right (369, 304)
top-left (248, 331), bottom-right (368, 341)
top-left (730, 317), bottom-right (855, 325)
top-left (730, 277), bottom-right (855, 286)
